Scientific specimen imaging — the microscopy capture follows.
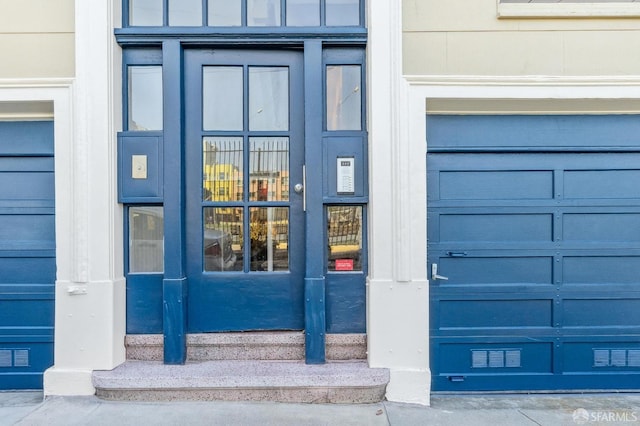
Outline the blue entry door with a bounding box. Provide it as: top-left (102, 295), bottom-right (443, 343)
top-left (185, 50), bottom-right (305, 331)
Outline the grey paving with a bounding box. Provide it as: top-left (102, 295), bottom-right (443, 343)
top-left (3, 392), bottom-right (640, 425)
top-left (0, 392), bottom-right (43, 426)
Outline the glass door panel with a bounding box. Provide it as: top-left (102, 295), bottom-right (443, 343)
top-left (185, 49), bottom-right (304, 331)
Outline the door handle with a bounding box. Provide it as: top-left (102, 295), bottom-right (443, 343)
top-left (431, 263), bottom-right (449, 281)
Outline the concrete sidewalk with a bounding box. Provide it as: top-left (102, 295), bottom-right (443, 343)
top-left (3, 391), bottom-right (640, 426)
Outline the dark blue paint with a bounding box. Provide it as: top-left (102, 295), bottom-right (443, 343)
top-left (305, 278), bottom-right (326, 363)
top-left (325, 273), bottom-right (365, 333)
top-left (304, 40), bottom-right (326, 363)
top-left (184, 49), bottom-right (306, 332)
top-left (163, 278), bottom-right (187, 364)
top-left (118, 134), bottom-right (164, 203)
top-left (428, 117), bottom-right (640, 391)
top-left (119, 27), bottom-right (368, 362)
top-left (126, 274), bottom-right (163, 334)
top-left (0, 121), bottom-right (54, 156)
top-left (0, 121), bottom-right (55, 390)
top-left (427, 114), bottom-right (640, 152)
top-left (162, 40), bottom-right (188, 363)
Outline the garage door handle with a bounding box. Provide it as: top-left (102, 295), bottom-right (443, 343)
top-left (431, 263), bottom-right (449, 281)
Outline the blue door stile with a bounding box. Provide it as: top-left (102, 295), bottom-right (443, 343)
top-left (303, 40), bottom-right (326, 364)
top-left (162, 40), bottom-right (187, 364)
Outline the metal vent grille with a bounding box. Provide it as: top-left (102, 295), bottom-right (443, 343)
top-left (0, 349), bottom-right (30, 368)
top-left (13, 349), bottom-right (29, 367)
top-left (472, 349), bottom-right (522, 369)
top-left (0, 350), bottom-right (11, 367)
top-left (594, 349), bottom-right (640, 368)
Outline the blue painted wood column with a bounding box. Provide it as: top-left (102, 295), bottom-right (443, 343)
top-left (304, 40), bottom-right (326, 364)
top-left (162, 40), bottom-right (187, 364)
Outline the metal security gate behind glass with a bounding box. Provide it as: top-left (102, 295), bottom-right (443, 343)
top-left (185, 50), bottom-right (305, 331)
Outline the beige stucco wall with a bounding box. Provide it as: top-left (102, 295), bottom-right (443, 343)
top-left (403, 0), bottom-right (640, 76)
top-left (0, 0), bottom-right (74, 78)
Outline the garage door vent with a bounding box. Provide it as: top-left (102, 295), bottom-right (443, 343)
top-left (594, 349), bottom-right (640, 368)
top-left (472, 349), bottom-right (521, 368)
top-left (0, 349), bottom-right (30, 368)
top-left (0, 350), bottom-right (11, 367)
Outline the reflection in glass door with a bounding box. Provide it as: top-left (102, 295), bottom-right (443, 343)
top-left (185, 50), bottom-right (305, 331)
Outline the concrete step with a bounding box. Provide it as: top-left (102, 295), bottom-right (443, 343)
top-left (92, 360), bottom-right (389, 404)
top-left (126, 332), bottom-right (367, 361)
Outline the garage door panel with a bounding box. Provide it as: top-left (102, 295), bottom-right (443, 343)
top-left (440, 213), bottom-right (553, 242)
top-left (0, 299), bottom-right (54, 326)
top-left (439, 171), bottom-right (553, 200)
top-left (564, 170), bottom-right (640, 200)
top-left (564, 299), bottom-right (640, 327)
top-left (439, 299), bottom-right (553, 328)
top-left (0, 121), bottom-right (54, 156)
top-left (0, 214), bottom-right (55, 242)
top-left (563, 213), bottom-right (640, 242)
top-left (0, 172), bottom-right (54, 200)
top-left (436, 341), bottom-right (554, 375)
top-left (563, 256), bottom-right (640, 285)
top-left (438, 256), bottom-right (554, 285)
top-left (563, 342), bottom-right (640, 372)
top-left (0, 258), bottom-right (55, 284)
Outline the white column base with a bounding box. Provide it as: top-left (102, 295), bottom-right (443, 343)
top-left (45, 278), bottom-right (126, 396)
top-left (386, 369), bottom-right (431, 406)
top-left (43, 368), bottom-right (95, 396)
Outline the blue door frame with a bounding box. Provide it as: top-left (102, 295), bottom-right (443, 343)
top-left (119, 41), bottom-right (368, 365)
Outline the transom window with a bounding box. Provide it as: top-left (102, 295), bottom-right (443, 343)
top-left (127, 0), bottom-right (362, 27)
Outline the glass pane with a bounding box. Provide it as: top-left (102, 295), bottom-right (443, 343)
top-left (249, 67), bottom-right (289, 131)
top-left (130, 0), bottom-right (163, 26)
top-left (326, 0), bottom-right (360, 26)
top-left (327, 206), bottom-right (362, 272)
top-left (286, 0), bottom-right (320, 26)
top-left (203, 137), bottom-right (244, 202)
top-left (250, 207), bottom-right (289, 271)
top-left (169, 0), bottom-right (202, 26)
top-left (209, 0), bottom-right (242, 26)
top-left (248, 0), bottom-right (281, 26)
top-left (128, 66), bottom-right (163, 131)
top-left (249, 137), bottom-right (289, 202)
top-left (204, 207), bottom-right (243, 271)
top-left (129, 206), bottom-right (164, 273)
top-left (203, 67), bottom-right (243, 131)
top-left (326, 65), bottom-right (361, 131)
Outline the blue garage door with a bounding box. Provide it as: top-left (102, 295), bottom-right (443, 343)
top-left (428, 115), bottom-right (640, 391)
top-left (0, 121), bottom-right (55, 390)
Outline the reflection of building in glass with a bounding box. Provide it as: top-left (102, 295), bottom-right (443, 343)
top-left (327, 206), bottom-right (362, 271)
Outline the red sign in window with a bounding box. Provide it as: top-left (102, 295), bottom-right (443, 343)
top-left (335, 259), bottom-right (354, 271)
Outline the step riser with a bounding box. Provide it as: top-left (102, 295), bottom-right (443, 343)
top-left (96, 386), bottom-right (386, 404)
top-left (126, 333), bottom-right (366, 361)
